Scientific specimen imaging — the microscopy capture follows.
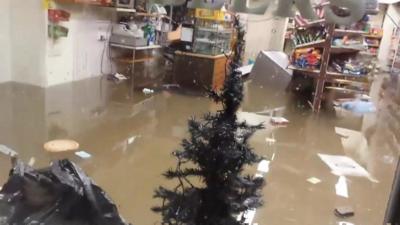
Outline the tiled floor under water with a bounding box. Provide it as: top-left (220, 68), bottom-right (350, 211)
top-left (0, 73), bottom-right (399, 225)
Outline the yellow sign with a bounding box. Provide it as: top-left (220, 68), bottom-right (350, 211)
top-left (195, 9), bottom-right (225, 21)
top-left (42, 0), bottom-right (51, 9)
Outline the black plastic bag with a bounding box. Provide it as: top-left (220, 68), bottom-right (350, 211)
top-left (0, 159), bottom-right (130, 225)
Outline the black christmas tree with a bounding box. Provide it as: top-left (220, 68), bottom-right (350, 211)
top-left (153, 15), bottom-right (265, 225)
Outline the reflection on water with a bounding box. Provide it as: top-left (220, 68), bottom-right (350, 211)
top-left (0, 71), bottom-right (399, 225)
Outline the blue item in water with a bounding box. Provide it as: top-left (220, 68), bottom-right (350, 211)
top-left (341, 100), bottom-right (376, 114)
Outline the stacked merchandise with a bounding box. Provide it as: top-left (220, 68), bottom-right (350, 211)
top-left (331, 58), bottom-right (371, 76)
top-left (290, 28), bottom-right (325, 69)
top-left (292, 28), bottom-right (326, 46)
top-left (332, 35), bottom-right (366, 50)
top-left (291, 48), bottom-right (322, 69)
top-left (364, 27), bottom-right (383, 55)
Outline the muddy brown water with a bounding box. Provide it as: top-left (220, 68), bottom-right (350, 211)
top-left (0, 74), bottom-right (398, 225)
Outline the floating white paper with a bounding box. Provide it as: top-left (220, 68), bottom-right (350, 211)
top-left (318, 154), bottom-right (370, 178)
top-left (75, 151), bottom-right (92, 159)
top-left (335, 176), bottom-right (349, 198)
top-left (257, 160), bottom-right (270, 173)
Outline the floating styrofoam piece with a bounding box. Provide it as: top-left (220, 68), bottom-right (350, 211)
top-left (307, 177), bottom-right (321, 184)
top-left (318, 154), bottom-right (371, 178)
top-left (75, 151), bottom-right (92, 159)
top-left (257, 160), bottom-right (270, 173)
top-left (270, 117), bottom-right (289, 126)
top-left (0, 145), bottom-right (17, 157)
top-left (335, 176), bottom-right (349, 198)
top-left (114, 73), bottom-right (128, 80)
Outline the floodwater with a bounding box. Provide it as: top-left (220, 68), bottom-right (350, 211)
top-left (0, 71), bottom-right (399, 225)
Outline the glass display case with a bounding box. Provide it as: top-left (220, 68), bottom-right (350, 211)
top-left (193, 18), bottom-right (233, 56)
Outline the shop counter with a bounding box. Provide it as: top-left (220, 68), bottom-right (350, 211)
top-left (174, 51), bottom-right (229, 91)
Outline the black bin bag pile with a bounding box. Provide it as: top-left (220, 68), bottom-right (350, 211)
top-left (0, 159), bottom-right (130, 225)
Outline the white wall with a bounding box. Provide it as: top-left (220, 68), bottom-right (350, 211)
top-left (379, 4), bottom-right (400, 70)
top-left (10, 0), bottom-right (47, 87)
top-left (47, 4), bottom-right (115, 86)
top-left (242, 7), bottom-right (288, 64)
top-left (0, 0), bottom-right (11, 83)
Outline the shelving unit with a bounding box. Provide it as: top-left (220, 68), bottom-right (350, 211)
top-left (295, 40), bottom-right (326, 49)
top-left (288, 20), bottom-right (377, 112)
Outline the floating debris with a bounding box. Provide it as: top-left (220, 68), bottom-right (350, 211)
top-left (270, 117), bottom-right (289, 126)
top-left (28, 157), bottom-right (36, 167)
top-left (75, 151), bottom-right (92, 159)
top-left (142, 88), bottom-right (155, 95)
top-left (44, 139), bottom-right (80, 153)
top-left (334, 206), bottom-right (354, 218)
top-left (307, 177), bottom-right (322, 185)
top-left (0, 145), bottom-right (17, 158)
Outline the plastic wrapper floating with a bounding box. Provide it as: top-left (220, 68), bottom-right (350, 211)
top-left (0, 159), bottom-right (129, 225)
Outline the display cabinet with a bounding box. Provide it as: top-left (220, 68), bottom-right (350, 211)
top-left (193, 18), bottom-right (233, 56)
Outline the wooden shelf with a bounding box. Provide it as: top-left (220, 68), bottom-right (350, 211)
top-left (295, 40), bottom-right (326, 49)
top-left (330, 78), bottom-right (370, 87)
top-left (297, 19), bottom-right (326, 28)
top-left (364, 34), bottom-right (383, 39)
top-left (331, 46), bottom-right (365, 54)
top-left (334, 29), bottom-right (367, 36)
top-left (325, 86), bottom-right (365, 93)
top-left (288, 65), bottom-right (320, 73)
top-left (288, 65), bottom-right (321, 79)
top-left (327, 71), bottom-right (370, 82)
